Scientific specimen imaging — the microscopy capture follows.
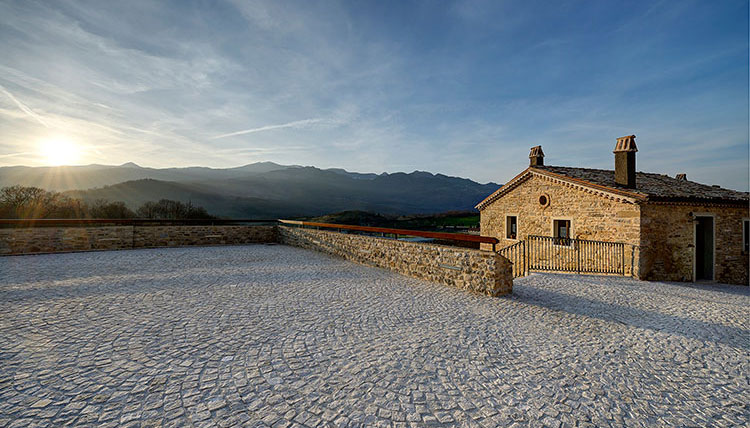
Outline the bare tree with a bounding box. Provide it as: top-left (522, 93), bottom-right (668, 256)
top-left (136, 199), bottom-right (214, 219)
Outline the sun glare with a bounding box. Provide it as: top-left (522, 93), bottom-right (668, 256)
top-left (38, 137), bottom-right (80, 166)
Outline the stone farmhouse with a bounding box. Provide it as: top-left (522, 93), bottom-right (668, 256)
top-left (477, 135), bottom-right (749, 285)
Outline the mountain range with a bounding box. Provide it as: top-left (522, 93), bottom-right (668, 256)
top-left (0, 162), bottom-right (501, 218)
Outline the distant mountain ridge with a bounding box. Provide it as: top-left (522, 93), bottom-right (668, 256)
top-left (0, 161), bottom-right (300, 191)
top-left (0, 162), bottom-right (501, 218)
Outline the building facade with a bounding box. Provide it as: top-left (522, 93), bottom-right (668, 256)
top-left (477, 136), bottom-right (749, 285)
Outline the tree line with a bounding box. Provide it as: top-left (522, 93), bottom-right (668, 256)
top-left (0, 185), bottom-right (215, 219)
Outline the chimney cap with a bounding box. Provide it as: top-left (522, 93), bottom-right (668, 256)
top-left (675, 173), bottom-right (687, 181)
top-left (529, 145), bottom-right (545, 158)
top-left (613, 135), bottom-right (638, 153)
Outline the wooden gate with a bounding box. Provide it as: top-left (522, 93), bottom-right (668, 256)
top-left (499, 235), bottom-right (629, 278)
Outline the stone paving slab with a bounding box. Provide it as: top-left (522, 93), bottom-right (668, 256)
top-left (0, 245), bottom-right (748, 427)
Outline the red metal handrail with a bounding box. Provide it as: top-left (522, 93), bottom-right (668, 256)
top-left (279, 219), bottom-right (498, 246)
top-left (0, 218), bottom-right (500, 248)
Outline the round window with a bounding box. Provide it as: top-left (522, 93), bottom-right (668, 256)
top-left (538, 193), bottom-right (550, 207)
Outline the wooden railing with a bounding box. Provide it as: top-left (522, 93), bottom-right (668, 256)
top-left (498, 240), bottom-right (526, 278)
top-left (526, 235), bottom-right (627, 275)
top-left (499, 235), bottom-right (631, 278)
top-left (278, 219), bottom-right (499, 249)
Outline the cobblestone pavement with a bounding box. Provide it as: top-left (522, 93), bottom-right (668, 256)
top-left (1, 245), bottom-right (748, 428)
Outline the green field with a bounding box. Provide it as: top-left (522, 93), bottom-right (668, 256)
top-left (308, 210), bottom-right (479, 231)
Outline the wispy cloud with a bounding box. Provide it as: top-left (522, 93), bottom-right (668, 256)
top-left (211, 118), bottom-right (327, 139)
top-left (0, 84), bottom-right (49, 128)
top-left (0, 152), bottom-right (33, 159)
top-left (0, 0), bottom-right (745, 190)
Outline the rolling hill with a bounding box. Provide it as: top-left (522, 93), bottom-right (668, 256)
top-left (1, 162), bottom-right (501, 218)
top-left (0, 161), bottom-right (298, 191)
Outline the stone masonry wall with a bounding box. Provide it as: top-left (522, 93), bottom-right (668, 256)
top-left (133, 225), bottom-right (277, 248)
top-left (0, 226), bottom-right (134, 255)
top-left (640, 203), bottom-right (749, 285)
top-left (279, 226), bottom-right (513, 296)
top-left (479, 174), bottom-right (641, 276)
top-left (0, 225), bottom-right (277, 255)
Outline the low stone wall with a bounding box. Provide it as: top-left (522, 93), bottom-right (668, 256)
top-left (133, 225), bottom-right (277, 248)
top-left (0, 225), bottom-right (277, 255)
top-left (0, 226), bottom-right (134, 254)
top-left (1, 224), bottom-right (513, 296)
top-left (279, 226), bottom-right (513, 296)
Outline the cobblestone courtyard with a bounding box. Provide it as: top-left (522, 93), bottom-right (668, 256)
top-left (1, 245), bottom-right (748, 427)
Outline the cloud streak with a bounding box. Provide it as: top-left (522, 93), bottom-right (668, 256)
top-left (0, 84), bottom-right (49, 128)
top-left (0, 152), bottom-right (33, 159)
top-left (0, 1), bottom-right (746, 191)
top-left (211, 118), bottom-right (327, 139)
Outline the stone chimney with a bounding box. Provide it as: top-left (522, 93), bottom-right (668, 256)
top-left (613, 135), bottom-right (637, 188)
top-left (529, 145), bottom-right (544, 166)
top-left (675, 173), bottom-right (687, 181)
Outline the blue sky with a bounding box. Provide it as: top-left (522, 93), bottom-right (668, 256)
top-left (0, 0), bottom-right (748, 190)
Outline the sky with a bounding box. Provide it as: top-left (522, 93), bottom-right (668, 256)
top-left (0, 0), bottom-right (748, 190)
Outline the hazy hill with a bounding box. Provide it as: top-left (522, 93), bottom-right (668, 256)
top-left (2, 162), bottom-right (500, 218)
top-left (65, 179), bottom-right (311, 218)
top-left (309, 210), bottom-right (479, 229)
top-left (0, 161), bottom-right (297, 191)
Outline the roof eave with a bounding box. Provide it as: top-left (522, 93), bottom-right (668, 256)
top-left (528, 167), bottom-right (645, 203)
top-left (475, 166), bottom-right (646, 210)
top-left (644, 197), bottom-right (750, 206)
top-left (475, 167), bottom-right (532, 210)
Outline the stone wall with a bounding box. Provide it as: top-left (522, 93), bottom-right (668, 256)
top-left (1, 224), bottom-right (513, 295)
top-left (279, 226), bottom-right (513, 296)
top-left (0, 225), bottom-right (277, 255)
top-left (479, 174), bottom-right (641, 276)
top-left (133, 225), bottom-right (277, 248)
top-left (0, 226), bottom-right (134, 254)
top-left (479, 173), bottom-right (748, 285)
top-left (640, 203), bottom-right (749, 285)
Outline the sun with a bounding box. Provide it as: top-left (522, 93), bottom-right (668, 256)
top-left (38, 137), bottom-right (81, 166)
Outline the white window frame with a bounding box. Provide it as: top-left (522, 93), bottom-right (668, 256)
top-left (551, 217), bottom-right (574, 247)
top-left (692, 212), bottom-right (716, 282)
top-left (505, 214), bottom-right (519, 241)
